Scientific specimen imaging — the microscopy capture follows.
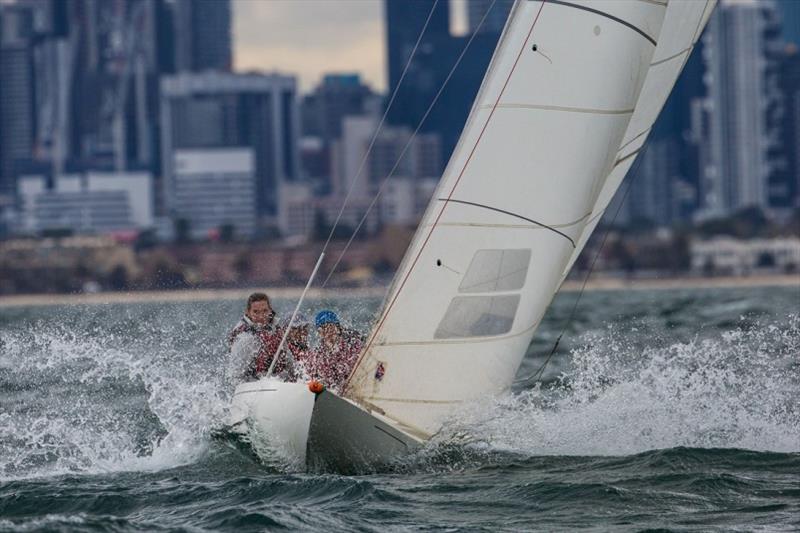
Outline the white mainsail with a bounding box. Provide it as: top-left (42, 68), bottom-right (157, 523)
top-left (344, 0), bottom-right (716, 438)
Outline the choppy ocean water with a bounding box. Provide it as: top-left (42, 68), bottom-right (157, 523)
top-left (0, 285), bottom-right (798, 531)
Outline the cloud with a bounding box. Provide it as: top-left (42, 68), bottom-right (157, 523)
top-left (233, 0), bottom-right (386, 92)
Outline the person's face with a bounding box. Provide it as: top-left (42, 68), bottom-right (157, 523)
top-left (247, 300), bottom-right (273, 325)
top-left (318, 323), bottom-right (340, 346)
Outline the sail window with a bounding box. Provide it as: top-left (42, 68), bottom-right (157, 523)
top-left (458, 249), bottom-right (531, 293)
top-left (434, 295), bottom-right (520, 339)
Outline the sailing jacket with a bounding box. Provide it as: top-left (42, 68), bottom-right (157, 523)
top-left (302, 328), bottom-right (364, 392)
top-left (228, 315), bottom-right (287, 381)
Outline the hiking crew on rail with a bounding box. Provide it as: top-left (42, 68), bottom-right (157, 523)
top-left (228, 293), bottom-right (363, 391)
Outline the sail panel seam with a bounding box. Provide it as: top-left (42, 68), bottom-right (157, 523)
top-left (538, 0), bottom-right (658, 46)
top-left (426, 211), bottom-right (591, 229)
top-left (432, 220), bottom-right (585, 230)
top-left (477, 103), bottom-right (635, 115)
top-left (437, 198), bottom-right (576, 247)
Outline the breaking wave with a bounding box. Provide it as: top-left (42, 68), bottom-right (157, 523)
top-left (438, 315), bottom-right (800, 458)
top-left (0, 318), bottom-right (230, 481)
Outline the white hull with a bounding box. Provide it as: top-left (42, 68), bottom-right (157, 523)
top-left (227, 377), bottom-right (422, 472)
top-left (228, 378), bottom-right (316, 465)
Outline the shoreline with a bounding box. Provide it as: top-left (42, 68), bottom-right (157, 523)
top-left (0, 274), bottom-right (797, 308)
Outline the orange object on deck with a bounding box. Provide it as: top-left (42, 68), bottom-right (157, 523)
top-left (308, 380), bottom-right (324, 394)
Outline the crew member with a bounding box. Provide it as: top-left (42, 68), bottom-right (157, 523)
top-left (306, 310), bottom-right (363, 391)
top-left (228, 292), bottom-right (286, 381)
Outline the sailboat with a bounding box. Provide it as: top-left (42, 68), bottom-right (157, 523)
top-left (228, 0), bottom-right (717, 471)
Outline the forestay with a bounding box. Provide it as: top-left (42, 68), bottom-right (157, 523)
top-left (344, 0), bottom-right (715, 438)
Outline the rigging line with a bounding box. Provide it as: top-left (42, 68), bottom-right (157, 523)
top-left (320, 0), bottom-right (500, 288)
top-left (515, 152), bottom-right (643, 386)
top-left (319, 0), bottom-right (440, 258)
top-left (344, 0), bottom-right (549, 395)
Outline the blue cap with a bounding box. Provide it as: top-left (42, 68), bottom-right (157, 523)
top-left (315, 310), bottom-right (340, 328)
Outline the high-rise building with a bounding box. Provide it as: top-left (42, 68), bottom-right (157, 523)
top-left (0, 2), bottom-right (36, 196)
top-left (384, 0), bottom-right (501, 165)
top-left (779, 45), bottom-right (800, 209)
top-left (697, 0), bottom-right (785, 218)
top-left (385, 0), bottom-right (449, 106)
top-left (331, 115), bottom-right (379, 200)
top-left (301, 74), bottom-right (378, 143)
top-left (466, 0), bottom-right (514, 35)
top-left (160, 72), bottom-right (299, 227)
top-left (299, 74), bottom-right (380, 192)
top-left (174, 0), bottom-right (232, 73)
top-left (0, 0), bottom-right (173, 186)
top-left (66, 0), bottom-right (164, 173)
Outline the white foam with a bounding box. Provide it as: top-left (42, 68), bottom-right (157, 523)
top-left (0, 322), bottom-right (228, 480)
top-left (439, 315), bottom-right (800, 456)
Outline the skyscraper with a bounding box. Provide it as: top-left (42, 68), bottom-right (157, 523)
top-left (301, 74), bottom-right (378, 144)
top-left (0, 2), bottom-right (36, 195)
top-left (174, 0), bottom-right (232, 73)
top-left (160, 72), bottom-right (299, 223)
top-left (66, 0), bottom-right (164, 172)
top-left (384, 0), bottom-right (501, 165)
top-left (779, 45), bottom-right (800, 209)
top-left (300, 74), bottom-right (380, 193)
top-left (697, 0), bottom-right (784, 218)
top-left (385, 0), bottom-right (450, 105)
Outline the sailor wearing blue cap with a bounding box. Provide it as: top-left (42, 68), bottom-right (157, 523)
top-left (307, 310), bottom-right (364, 391)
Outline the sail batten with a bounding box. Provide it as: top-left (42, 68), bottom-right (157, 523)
top-left (346, 0), bottom-right (715, 436)
top-left (543, 0), bottom-right (661, 45)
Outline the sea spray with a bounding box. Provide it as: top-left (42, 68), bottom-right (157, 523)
top-left (0, 315), bottom-right (229, 480)
top-left (432, 315), bottom-right (800, 459)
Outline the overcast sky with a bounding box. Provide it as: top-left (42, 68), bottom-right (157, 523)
top-left (232, 0), bottom-right (468, 94)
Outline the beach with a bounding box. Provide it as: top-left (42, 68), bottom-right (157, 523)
top-left (0, 273), bottom-right (797, 308)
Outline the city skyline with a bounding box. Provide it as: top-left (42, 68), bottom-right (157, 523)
top-left (1, 0), bottom-right (799, 297)
top-left (233, 0), bottom-right (473, 93)
top-left (1, 0), bottom-right (799, 245)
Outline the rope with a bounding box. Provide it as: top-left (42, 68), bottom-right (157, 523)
top-left (319, 0), bottom-right (440, 258)
top-left (321, 0), bottom-right (501, 287)
top-left (515, 154), bottom-right (642, 385)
